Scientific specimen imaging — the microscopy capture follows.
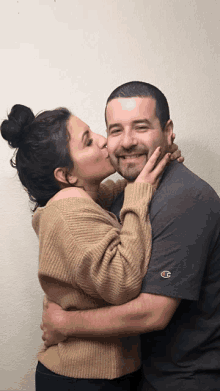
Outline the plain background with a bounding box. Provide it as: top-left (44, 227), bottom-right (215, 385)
top-left (0, 0), bottom-right (219, 390)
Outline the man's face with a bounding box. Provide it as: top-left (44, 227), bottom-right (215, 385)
top-left (106, 97), bottom-right (173, 181)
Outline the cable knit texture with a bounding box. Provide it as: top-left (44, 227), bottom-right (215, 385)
top-left (32, 179), bottom-right (154, 379)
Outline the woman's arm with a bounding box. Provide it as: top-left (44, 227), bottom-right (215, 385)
top-left (79, 136), bottom-right (184, 210)
top-left (38, 181), bottom-right (154, 305)
top-left (36, 149), bottom-right (170, 306)
top-left (97, 178), bottom-right (127, 210)
top-left (95, 137), bottom-right (184, 210)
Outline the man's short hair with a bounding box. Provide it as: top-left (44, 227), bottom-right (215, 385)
top-left (105, 81), bottom-right (170, 130)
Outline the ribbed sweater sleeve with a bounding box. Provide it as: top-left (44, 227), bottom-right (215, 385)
top-left (97, 178), bottom-right (127, 210)
top-left (33, 182), bottom-right (154, 306)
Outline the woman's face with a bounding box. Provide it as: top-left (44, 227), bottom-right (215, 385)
top-left (67, 115), bottom-right (115, 187)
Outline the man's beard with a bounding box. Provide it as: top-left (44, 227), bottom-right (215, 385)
top-left (117, 163), bottom-right (141, 182)
top-left (112, 146), bottom-right (149, 182)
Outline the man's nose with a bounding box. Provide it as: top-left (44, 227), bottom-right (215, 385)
top-left (120, 131), bottom-right (137, 149)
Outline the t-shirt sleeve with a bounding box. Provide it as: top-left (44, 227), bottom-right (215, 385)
top-left (141, 187), bottom-right (216, 301)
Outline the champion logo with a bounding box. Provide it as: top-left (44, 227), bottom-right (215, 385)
top-left (161, 271), bottom-right (171, 278)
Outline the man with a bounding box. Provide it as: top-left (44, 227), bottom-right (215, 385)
top-left (41, 82), bottom-right (220, 390)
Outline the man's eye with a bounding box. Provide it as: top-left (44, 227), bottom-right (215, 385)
top-left (87, 138), bottom-right (93, 146)
top-left (111, 129), bottom-right (121, 134)
top-left (136, 126), bottom-right (148, 130)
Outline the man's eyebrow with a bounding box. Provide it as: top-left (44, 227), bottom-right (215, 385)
top-left (132, 119), bottom-right (151, 126)
top-left (108, 119), bottom-right (151, 131)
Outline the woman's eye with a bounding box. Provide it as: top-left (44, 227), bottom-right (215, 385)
top-left (87, 138), bottom-right (93, 146)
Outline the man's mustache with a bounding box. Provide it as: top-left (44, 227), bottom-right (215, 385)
top-left (114, 146), bottom-right (148, 158)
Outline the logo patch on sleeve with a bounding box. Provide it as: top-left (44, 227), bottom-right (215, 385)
top-left (161, 271), bottom-right (171, 278)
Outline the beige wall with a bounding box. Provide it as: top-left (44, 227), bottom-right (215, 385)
top-left (0, 0), bottom-right (219, 389)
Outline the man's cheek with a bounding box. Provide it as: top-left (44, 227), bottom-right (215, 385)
top-left (109, 155), bottom-right (118, 169)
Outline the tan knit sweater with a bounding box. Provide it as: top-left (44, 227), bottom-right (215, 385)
top-left (32, 179), bottom-right (154, 379)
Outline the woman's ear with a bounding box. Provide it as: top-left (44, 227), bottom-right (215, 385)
top-left (54, 167), bottom-right (78, 187)
top-left (164, 120), bottom-right (174, 146)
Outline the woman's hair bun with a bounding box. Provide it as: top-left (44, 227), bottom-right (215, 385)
top-left (1, 104), bottom-right (35, 148)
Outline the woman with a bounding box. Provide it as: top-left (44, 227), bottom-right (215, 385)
top-left (1, 104), bottom-right (181, 390)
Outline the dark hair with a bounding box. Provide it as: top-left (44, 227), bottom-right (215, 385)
top-left (105, 81), bottom-right (170, 130)
top-left (1, 104), bottom-right (73, 211)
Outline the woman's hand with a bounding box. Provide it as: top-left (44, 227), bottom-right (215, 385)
top-left (170, 134), bottom-right (184, 163)
top-left (135, 147), bottom-right (171, 187)
top-left (41, 300), bottom-right (68, 347)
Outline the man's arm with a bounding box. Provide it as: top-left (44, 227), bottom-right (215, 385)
top-left (41, 293), bottom-right (180, 346)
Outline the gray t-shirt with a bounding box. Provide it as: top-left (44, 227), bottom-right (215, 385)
top-left (110, 161), bottom-right (220, 391)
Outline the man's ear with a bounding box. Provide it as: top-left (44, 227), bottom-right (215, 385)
top-left (164, 120), bottom-right (173, 146)
top-left (54, 167), bottom-right (78, 187)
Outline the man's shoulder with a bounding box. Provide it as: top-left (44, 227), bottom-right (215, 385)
top-left (151, 162), bottom-right (220, 215)
top-left (110, 162), bottom-right (220, 219)
top-left (142, 163), bottom-right (220, 303)
top-left (160, 161), bottom-right (218, 196)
